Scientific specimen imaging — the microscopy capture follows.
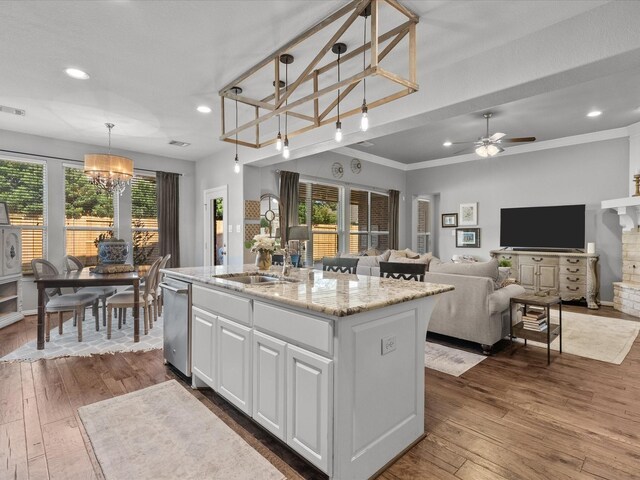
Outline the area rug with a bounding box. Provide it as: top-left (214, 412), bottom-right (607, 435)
top-left (425, 342), bottom-right (486, 377)
top-left (78, 380), bottom-right (285, 480)
top-left (0, 313), bottom-right (163, 362)
top-left (515, 310), bottom-right (639, 364)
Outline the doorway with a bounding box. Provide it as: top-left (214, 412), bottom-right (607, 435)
top-left (204, 186), bottom-right (228, 267)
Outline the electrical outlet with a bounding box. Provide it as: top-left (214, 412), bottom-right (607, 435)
top-left (381, 335), bottom-right (396, 355)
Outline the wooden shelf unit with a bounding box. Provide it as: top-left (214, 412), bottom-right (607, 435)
top-left (0, 227), bottom-right (23, 329)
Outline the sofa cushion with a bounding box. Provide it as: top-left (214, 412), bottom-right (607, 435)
top-left (389, 250), bottom-right (432, 267)
top-left (341, 249), bottom-right (390, 268)
top-left (429, 258), bottom-right (499, 281)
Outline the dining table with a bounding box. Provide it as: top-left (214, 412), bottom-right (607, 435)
top-left (34, 269), bottom-right (141, 350)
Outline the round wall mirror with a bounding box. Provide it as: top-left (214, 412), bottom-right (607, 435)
top-left (260, 193), bottom-right (280, 238)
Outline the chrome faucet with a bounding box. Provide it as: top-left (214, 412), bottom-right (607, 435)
top-left (282, 245), bottom-right (291, 276)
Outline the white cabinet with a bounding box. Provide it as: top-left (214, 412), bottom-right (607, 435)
top-left (191, 307), bottom-right (216, 387)
top-left (252, 331), bottom-right (286, 441)
top-left (286, 344), bottom-right (333, 475)
top-left (217, 316), bottom-right (252, 414)
top-left (0, 228), bottom-right (23, 329)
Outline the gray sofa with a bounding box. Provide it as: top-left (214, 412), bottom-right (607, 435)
top-left (341, 251), bottom-right (525, 353)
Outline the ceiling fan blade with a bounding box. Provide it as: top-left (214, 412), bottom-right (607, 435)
top-left (489, 132), bottom-right (506, 142)
top-left (449, 141), bottom-right (477, 145)
top-left (501, 136), bottom-right (536, 143)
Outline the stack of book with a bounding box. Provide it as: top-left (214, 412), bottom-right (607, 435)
top-left (521, 306), bottom-right (547, 331)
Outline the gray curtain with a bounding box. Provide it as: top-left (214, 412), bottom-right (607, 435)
top-left (278, 170), bottom-right (300, 245)
top-left (388, 189), bottom-right (400, 250)
top-left (157, 171), bottom-right (180, 267)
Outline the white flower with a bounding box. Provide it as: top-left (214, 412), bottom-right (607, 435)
top-left (249, 234), bottom-right (276, 253)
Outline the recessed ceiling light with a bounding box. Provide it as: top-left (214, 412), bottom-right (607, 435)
top-left (587, 110), bottom-right (602, 117)
top-left (443, 141), bottom-right (452, 147)
top-left (65, 68), bottom-right (90, 80)
top-left (197, 105), bottom-right (212, 113)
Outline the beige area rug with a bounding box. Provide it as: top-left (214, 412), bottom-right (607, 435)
top-left (78, 380), bottom-right (285, 480)
top-left (515, 310), bottom-right (640, 364)
top-left (425, 342), bottom-right (487, 377)
top-left (1, 313), bottom-right (163, 362)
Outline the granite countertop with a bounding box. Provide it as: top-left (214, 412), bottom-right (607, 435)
top-left (161, 265), bottom-right (454, 317)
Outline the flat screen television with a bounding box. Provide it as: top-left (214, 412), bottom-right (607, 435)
top-left (500, 204), bottom-right (585, 250)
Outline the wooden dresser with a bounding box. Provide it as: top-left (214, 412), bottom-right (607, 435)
top-left (490, 250), bottom-right (599, 309)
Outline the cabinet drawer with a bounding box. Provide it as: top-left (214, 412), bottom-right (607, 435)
top-left (560, 257), bottom-right (586, 267)
top-left (192, 284), bottom-right (251, 326)
top-left (560, 265), bottom-right (585, 275)
top-left (254, 302), bottom-right (333, 356)
top-left (519, 255), bottom-right (558, 266)
top-left (560, 274), bottom-right (586, 286)
top-left (559, 284), bottom-right (586, 297)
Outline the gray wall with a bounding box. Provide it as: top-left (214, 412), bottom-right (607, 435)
top-left (405, 138), bottom-right (628, 302)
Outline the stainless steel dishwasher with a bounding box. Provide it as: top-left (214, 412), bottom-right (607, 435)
top-left (159, 276), bottom-right (192, 377)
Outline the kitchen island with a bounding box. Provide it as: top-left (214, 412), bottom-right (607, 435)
top-left (162, 265), bottom-right (453, 480)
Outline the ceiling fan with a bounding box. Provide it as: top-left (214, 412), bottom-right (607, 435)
top-left (448, 113), bottom-right (536, 158)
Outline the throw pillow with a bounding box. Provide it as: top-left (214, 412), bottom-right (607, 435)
top-left (429, 258), bottom-right (499, 281)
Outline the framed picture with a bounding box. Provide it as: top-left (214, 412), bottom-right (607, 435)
top-left (459, 202), bottom-right (478, 226)
top-left (456, 228), bottom-right (480, 248)
top-left (441, 213), bottom-right (458, 228)
top-left (0, 202), bottom-right (9, 225)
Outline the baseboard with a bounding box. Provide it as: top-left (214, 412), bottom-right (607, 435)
top-left (23, 309), bottom-right (37, 316)
top-left (600, 300), bottom-right (613, 307)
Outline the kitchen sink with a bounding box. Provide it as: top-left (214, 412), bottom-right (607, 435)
top-left (215, 274), bottom-right (299, 285)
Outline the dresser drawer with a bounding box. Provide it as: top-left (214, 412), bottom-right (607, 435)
top-left (559, 284), bottom-right (586, 297)
top-left (254, 301), bottom-right (333, 356)
top-left (560, 274), bottom-right (586, 286)
top-left (192, 284), bottom-right (252, 326)
top-left (519, 255), bottom-right (558, 266)
top-left (560, 257), bottom-right (586, 267)
top-left (560, 265), bottom-right (585, 275)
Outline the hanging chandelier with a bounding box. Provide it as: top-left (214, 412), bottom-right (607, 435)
top-left (84, 123), bottom-right (133, 196)
top-left (218, 0), bottom-right (418, 154)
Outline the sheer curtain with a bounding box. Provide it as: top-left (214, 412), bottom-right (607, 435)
top-left (157, 171), bottom-right (180, 267)
top-left (278, 171), bottom-right (300, 245)
top-left (388, 189), bottom-right (400, 250)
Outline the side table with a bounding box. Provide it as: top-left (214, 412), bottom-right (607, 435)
top-left (510, 294), bottom-right (562, 365)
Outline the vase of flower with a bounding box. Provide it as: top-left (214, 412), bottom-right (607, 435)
top-left (245, 233), bottom-right (277, 270)
top-left (255, 250), bottom-right (272, 270)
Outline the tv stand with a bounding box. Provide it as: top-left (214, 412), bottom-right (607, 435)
top-left (490, 249), bottom-right (599, 309)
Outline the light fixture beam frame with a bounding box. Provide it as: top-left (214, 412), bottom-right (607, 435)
top-left (219, 0), bottom-right (418, 148)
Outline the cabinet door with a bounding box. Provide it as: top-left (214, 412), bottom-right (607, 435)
top-left (252, 331), bottom-right (286, 441)
top-left (286, 344), bottom-right (333, 475)
top-left (538, 265), bottom-right (559, 291)
top-left (2, 228), bottom-right (22, 276)
top-left (217, 316), bottom-right (252, 414)
top-left (519, 264), bottom-right (536, 290)
top-left (192, 307), bottom-right (216, 387)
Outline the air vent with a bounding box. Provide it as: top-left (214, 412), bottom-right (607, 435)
top-left (169, 140), bottom-right (191, 147)
top-left (0, 105), bottom-right (26, 116)
top-left (356, 140), bottom-right (374, 147)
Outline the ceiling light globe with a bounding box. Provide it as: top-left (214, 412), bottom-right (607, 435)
top-left (65, 68), bottom-right (90, 80)
top-left (487, 144), bottom-right (500, 156)
top-left (276, 133), bottom-right (283, 151)
top-left (335, 121), bottom-right (343, 142)
top-left (360, 112), bottom-right (369, 132)
top-left (282, 138), bottom-right (290, 159)
top-left (234, 161), bottom-right (240, 174)
top-left (475, 146), bottom-right (489, 158)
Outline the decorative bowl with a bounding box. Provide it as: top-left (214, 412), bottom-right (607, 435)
top-left (98, 240), bottom-right (129, 264)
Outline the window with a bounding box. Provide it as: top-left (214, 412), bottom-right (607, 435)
top-left (416, 199), bottom-right (431, 254)
top-left (349, 189), bottom-right (389, 253)
top-left (131, 175), bottom-right (159, 265)
top-left (64, 166), bottom-right (114, 266)
top-left (0, 158), bottom-right (46, 273)
top-left (299, 182), bottom-right (341, 263)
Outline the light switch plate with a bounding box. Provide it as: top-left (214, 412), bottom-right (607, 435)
top-left (228, 223), bottom-right (233, 233)
top-left (236, 224), bottom-right (242, 233)
top-left (381, 335), bottom-right (396, 355)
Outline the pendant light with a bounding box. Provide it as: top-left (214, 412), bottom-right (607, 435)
top-left (280, 54), bottom-right (294, 159)
top-left (332, 43), bottom-right (347, 142)
top-left (84, 123), bottom-right (133, 196)
top-left (360, 4), bottom-right (371, 132)
top-left (230, 86), bottom-right (242, 173)
top-left (273, 80), bottom-right (285, 151)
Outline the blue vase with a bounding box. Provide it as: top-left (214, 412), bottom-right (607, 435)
top-left (98, 241), bottom-right (129, 264)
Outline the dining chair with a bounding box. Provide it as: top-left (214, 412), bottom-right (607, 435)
top-left (64, 255), bottom-right (117, 328)
top-left (124, 254), bottom-right (170, 321)
top-left (31, 259), bottom-right (100, 342)
top-left (106, 257), bottom-right (162, 338)
top-left (155, 254), bottom-right (172, 317)
top-left (272, 254), bottom-right (284, 266)
top-left (379, 261), bottom-right (426, 282)
top-left (322, 257), bottom-right (359, 274)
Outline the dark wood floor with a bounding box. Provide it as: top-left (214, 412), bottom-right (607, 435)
top-left (1, 306), bottom-right (639, 479)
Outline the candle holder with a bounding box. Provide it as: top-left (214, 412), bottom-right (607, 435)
top-left (634, 174), bottom-right (640, 197)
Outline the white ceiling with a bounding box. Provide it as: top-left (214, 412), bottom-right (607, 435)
top-left (0, 0), bottom-right (621, 163)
